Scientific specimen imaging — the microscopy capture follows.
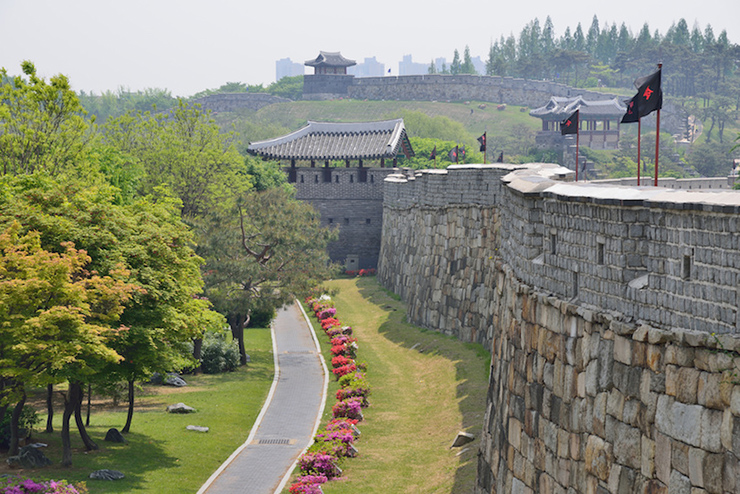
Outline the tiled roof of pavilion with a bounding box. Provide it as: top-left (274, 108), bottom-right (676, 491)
top-left (530, 95), bottom-right (626, 120)
top-left (304, 51), bottom-right (357, 68)
top-left (246, 119), bottom-right (414, 161)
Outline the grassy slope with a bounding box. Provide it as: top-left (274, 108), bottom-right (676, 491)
top-left (3, 327), bottom-right (274, 494)
top-left (218, 99), bottom-right (540, 140)
top-left (292, 277), bottom-right (489, 493)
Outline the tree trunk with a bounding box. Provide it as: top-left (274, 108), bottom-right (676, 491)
top-left (46, 384), bottom-right (54, 433)
top-left (122, 379), bottom-right (135, 433)
top-left (9, 394), bottom-right (26, 456)
top-left (192, 337), bottom-right (203, 374)
top-left (72, 382), bottom-right (98, 451)
top-left (229, 312), bottom-right (250, 366)
top-left (86, 383), bottom-right (91, 427)
top-left (61, 385), bottom-right (78, 466)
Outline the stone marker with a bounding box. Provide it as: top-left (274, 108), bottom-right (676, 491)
top-left (165, 373), bottom-right (187, 387)
top-left (451, 431), bottom-right (475, 448)
top-left (104, 428), bottom-right (126, 443)
top-left (186, 425), bottom-right (209, 432)
top-left (89, 469), bottom-right (125, 481)
top-left (6, 445), bottom-right (52, 468)
top-left (167, 403), bottom-right (196, 413)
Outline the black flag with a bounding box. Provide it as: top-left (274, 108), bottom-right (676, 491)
top-left (448, 146), bottom-right (458, 163)
top-left (561, 109), bottom-right (579, 135)
top-left (622, 68), bottom-right (662, 123)
top-left (430, 146), bottom-right (437, 160)
top-left (496, 151), bottom-right (504, 163)
top-left (621, 94), bottom-right (640, 123)
top-left (477, 133), bottom-right (487, 152)
top-left (634, 68), bottom-right (662, 118)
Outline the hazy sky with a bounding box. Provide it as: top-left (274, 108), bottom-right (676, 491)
top-left (1, 0), bottom-right (738, 97)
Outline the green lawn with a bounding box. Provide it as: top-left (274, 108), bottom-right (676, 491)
top-left (1, 326), bottom-right (274, 493)
top-left (288, 277), bottom-right (490, 493)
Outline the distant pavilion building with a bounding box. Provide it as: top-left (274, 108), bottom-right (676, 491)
top-left (530, 95), bottom-right (626, 150)
top-left (304, 51), bottom-right (356, 75)
top-left (247, 119), bottom-right (414, 270)
top-left (303, 51), bottom-right (357, 99)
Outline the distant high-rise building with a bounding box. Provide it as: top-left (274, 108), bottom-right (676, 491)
top-left (348, 57), bottom-right (385, 77)
top-left (398, 55), bottom-right (427, 76)
top-left (434, 57), bottom-right (447, 73)
top-left (276, 58), bottom-right (305, 81)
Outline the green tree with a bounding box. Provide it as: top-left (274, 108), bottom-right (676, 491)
top-left (450, 50), bottom-right (461, 75)
top-left (197, 187), bottom-right (336, 364)
top-left (461, 46), bottom-right (477, 74)
top-left (102, 101), bottom-right (247, 218)
top-left (0, 222), bottom-right (134, 461)
top-left (0, 61), bottom-right (92, 176)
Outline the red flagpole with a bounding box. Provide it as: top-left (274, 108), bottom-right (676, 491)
top-left (575, 126), bottom-right (580, 181)
top-left (654, 63), bottom-right (662, 186)
top-left (637, 118), bottom-right (641, 185)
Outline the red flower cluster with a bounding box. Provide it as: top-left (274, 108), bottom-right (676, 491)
top-left (344, 268), bottom-right (377, 277)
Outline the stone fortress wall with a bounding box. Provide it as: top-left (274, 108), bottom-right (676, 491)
top-left (378, 164), bottom-right (740, 493)
top-left (347, 74), bottom-right (614, 107)
top-left (290, 166), bottom-right (398, 270)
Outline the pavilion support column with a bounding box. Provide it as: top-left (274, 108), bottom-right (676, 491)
top-left (311, 160), bottom-right (315, 168)
top-left (291, 159), bottom-right (296, 168)
top-left (359, 159), bottom-right (363, 168)
top-left (380, 158), bottom-right (385, 168)
top-left (393, 158), bottom-right (397, 167)
top-left (345, 160), bottom-right (350, 167)
top-left (324, 160), bottom-right (329, 167)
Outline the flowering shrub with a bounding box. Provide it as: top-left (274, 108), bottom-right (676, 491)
top-left (299, 453), bottom-right (342, 478)
top-left (320, 318), bottom-right (340, 331)
top-left (332, 398), bottom-right (363, 420)
top-left (317, 308), bottom-right (336, 320)
top-left (331, 355), bottom-right (353, 368)
top-left (325, 327), bottom-right (344, 337)
top-left (0, 478), bottom-right (87, 494)
top-left (330, 344), bottom-right (348, 356)
top-left (338, 371), bottom-right (365, 388)
top-left (288, 475), bottom-right (327, 494)
top-left (332, 363), bottom-right (357, 379)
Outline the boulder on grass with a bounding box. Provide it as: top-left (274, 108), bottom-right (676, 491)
top-left (90, 469), bottom-right (125, 481)
top-left (6, 445), bottom-right (52, 468)
top-left (167, 403), bottom-right (196, 414)
top-left (105, 428), bottom-right (126, 443)
top-left (165, 373), bottom-right (187, 387)
top-left (186, 425), bottom-right (209, 432)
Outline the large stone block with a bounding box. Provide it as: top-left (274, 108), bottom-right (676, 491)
top-left (584, 434), bottom-right (613, 481)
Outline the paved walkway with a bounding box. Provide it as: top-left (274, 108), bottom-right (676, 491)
top-left (198, 302), bottom-right (327, 494)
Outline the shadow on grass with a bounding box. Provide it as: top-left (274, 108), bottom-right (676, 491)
top-left (355, 277), bottom-right (490, 494)
top-left (1, 429), bottom-right (179, 493)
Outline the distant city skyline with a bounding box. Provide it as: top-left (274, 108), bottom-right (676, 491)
top-left (2, 0), bottom-right (738, 96)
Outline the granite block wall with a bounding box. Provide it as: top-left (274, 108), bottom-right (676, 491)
top-left (378, 164), bottom-right (740, 493)
top-left (291, 167), bottom-right (397, 268)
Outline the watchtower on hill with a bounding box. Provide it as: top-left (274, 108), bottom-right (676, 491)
top-left (247, 119), bottom-right (414, 270)
top-left (303, 51), bottom-right (357, 99)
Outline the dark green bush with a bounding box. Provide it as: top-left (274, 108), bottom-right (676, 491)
top-left (200, 331), bottom-right (240, 374)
